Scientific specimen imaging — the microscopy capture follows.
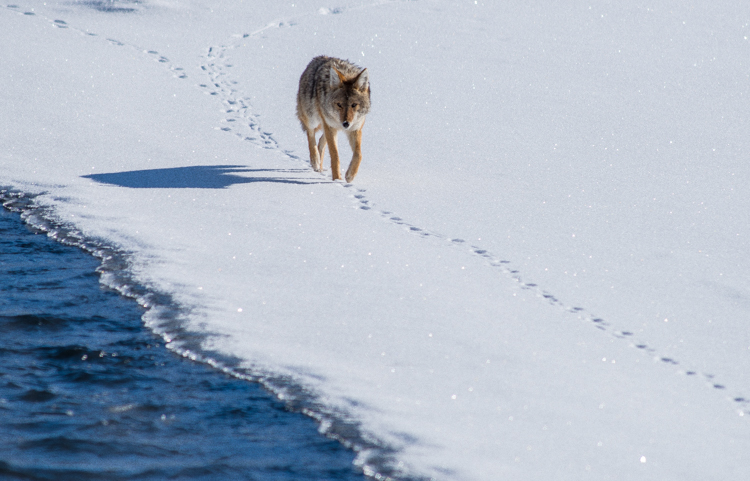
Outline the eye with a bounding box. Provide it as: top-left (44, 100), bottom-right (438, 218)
top-left (351, 103), bottom-right (358, 109)
top-left (336, 103), bottom-right (343, 108)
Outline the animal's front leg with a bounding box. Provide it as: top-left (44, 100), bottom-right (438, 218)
top-left (316, 131), bottom-right (327, 172)
top-left (345, 128), bottom-right (363, 183)
top-left (305, 128), bottom-right (321, 172)
top-left (323, 123), bottom-right (341, 180)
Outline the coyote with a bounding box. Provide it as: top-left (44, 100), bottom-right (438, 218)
top-left (296, 56), bottom-right (370, 182)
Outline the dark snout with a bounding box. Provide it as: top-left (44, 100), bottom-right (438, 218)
top-left (342, 121), bottom-right (350, 129)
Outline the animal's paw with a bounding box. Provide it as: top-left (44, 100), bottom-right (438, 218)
top-left (345, 171), bottom-right (356, 183)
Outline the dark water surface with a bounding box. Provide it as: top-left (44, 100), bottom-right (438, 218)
top-left (0, 205), bottom-right (366, 480)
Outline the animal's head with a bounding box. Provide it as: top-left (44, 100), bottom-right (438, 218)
top-left (329, 66), bottom-right (370, 130)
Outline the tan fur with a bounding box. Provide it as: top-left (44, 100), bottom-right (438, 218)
top-left (296, 56), bottom-right (371, 182)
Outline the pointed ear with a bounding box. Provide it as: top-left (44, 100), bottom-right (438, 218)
top-left (354, 68), bottom-right (369, 91)
top-left (330, 67), bottom-right (347, 88)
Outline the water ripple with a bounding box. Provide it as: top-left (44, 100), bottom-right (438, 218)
top-left (0, 203), bottom-right (366, 480)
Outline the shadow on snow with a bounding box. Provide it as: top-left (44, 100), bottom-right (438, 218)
top-left (82, 165), bottom-right (324, 189)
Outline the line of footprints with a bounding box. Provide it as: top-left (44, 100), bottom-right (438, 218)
top-left (7, 1), bottom-right (749, 418)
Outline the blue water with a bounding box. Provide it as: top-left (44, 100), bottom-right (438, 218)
top-left (0, 203), bottom-right (367, 480)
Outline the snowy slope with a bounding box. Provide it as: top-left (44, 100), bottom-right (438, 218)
top-left (3, 1), bottom-right (750, 479)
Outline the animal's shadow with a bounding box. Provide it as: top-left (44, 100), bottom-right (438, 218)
top-left (83, 165), bottom-right (324, 189)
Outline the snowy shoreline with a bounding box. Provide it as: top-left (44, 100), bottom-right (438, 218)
top-left (1, 187), bottom-right (406, 479)
top-left (4, 1), bottom-right (750, 479)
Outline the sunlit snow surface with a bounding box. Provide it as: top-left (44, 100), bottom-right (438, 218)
top-left (2, 1), bottom-right (750, 479)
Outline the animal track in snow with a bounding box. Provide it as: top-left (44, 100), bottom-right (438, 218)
top-left (189, 2), bottom-right (750, 419)
top-left (7, 0), bottom-right (747, 426)
top-left (199, 43), bottom-right (288, 153)
top-left (24, 0), bottom-right (750, 418)
top-left (198, 1), bottom-right (409, 159)
top-left (2, 3), bottom-right (189, 80)
top-left (318, 7), bottom-right (345, 15)
top-left (6, 3), bottom-right (748, 479)
top-left (369, 200), bottom-right (750, 410)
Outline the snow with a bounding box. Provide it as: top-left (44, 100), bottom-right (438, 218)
top-left (3, 1), bottom-right (750, 479)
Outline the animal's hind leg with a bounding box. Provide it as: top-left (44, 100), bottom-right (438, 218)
top-left (317, 131), bottom-right (327, 172)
